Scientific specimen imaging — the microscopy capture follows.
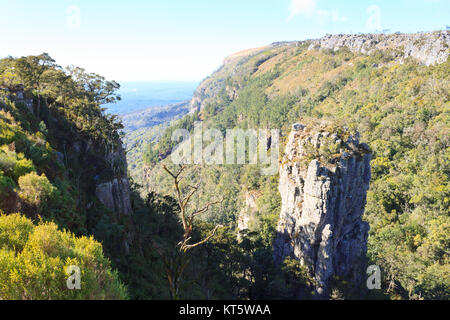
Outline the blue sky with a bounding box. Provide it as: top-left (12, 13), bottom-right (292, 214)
top-left (0, 0), bottom-right (448, 81)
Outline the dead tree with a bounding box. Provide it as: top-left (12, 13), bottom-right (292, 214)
top-left (156, 164), bottom-right (223, 299)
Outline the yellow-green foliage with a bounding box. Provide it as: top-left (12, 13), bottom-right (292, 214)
top-left (0, 213), bottom-right (128, 300)
top-left (0, 145), bottom-right (35, 181)
top-left (18, 172), bottom-right (56, 207)
top-left (0, 54), bottom-right (133, 299)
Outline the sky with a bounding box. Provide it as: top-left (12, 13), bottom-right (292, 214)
top-left (0, 0), bottom-right (448, 82)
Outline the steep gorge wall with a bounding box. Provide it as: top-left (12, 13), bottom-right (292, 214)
top-left (56, 132), bottom-right (133, 219)
top-left (273, 124), bottom-right (372, 297)
top-left (2, 90), bottom-right (133, 219)
top-left (1, 80), bottom-right (134, 258)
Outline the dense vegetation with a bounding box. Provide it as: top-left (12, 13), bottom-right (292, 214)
top-left (0, 53), bottom-right (301, 300)
top-left (121, 190), bottom-right (314, 300)
top-left (0, 213), bottom-right (127, 299)
top-left (0, 38), bottom-right (448, 300)
top-left (121, 102), bottom-right (190, 188)
top-left (141, 43), bottom-right (449, 300)
top-left (0, 54), bottom-right (133, 299)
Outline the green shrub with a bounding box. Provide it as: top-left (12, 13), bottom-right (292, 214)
top-left (18, 172), bottom-right (56, 207)
top-left (0, 146), bottom-right (35, 182)
top-left (0, 213), bottom-right (34, 252)
top-left (0, 171), bottom-right (15, 191)
top-left (0, 213), bottom-right (128, 300)
top-left (12, 158), bottom-right (35, 181)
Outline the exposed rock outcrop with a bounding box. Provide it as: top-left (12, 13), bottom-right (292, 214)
top-left (96, 177), bottom-right (132, 217)
top-left (94, 141), bottom-right (134, 254)
top-left (308, 31), bottom-right (450, 66)
top-left (0, 88), bottom-right (34, 113)
top-left (237, 191), bottom-right (260, 238)
top-left (95, 143), bottom-right (133, 217)
top-left (273, 123), bottom-right (372, 298)
top-left (64, 136), bottom-right (133, 218)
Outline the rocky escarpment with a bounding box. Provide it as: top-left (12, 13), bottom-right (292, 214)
top-left (273, 123), bottom-right (372, 298)
top-left (189, 31), bottom-right (449, 114)
top-left (308, 31), bottom-right (450, 66)
top-left (0, 87), bottom-right (34, 115)
top-left (95, 177), bottom-right (132, 217)
top-left (67, 125), bottom-right (133, 254)
top-left (52, 124), bottom-right (133, 219)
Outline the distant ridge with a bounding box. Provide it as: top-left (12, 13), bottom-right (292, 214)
top-left (190, 30), bottom-right (449, 113)
top-left (121, 100), bottom-right (190, 132)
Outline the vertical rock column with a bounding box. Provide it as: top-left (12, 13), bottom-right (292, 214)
top-left (274, 123), bottom-right (372, 297)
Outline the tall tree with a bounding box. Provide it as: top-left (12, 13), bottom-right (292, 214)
top-left (0, 57), bottom-right (21, 91)
top-left (66, 66), bottom-right (121, 104)
top-left (15, 53), bottom-right (60, 115)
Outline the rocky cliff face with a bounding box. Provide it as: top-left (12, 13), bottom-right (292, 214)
top-left (273, 123), bottom-right (372, 297)
top-left (1, 90), bottom-right (132, 219)
top-left (90, 140), bottom-right (134, 255)
top-left (95, 143), bottom-right (133, 217)
top-left (63, 135), bottom-right (133, 218)
top-left (96, 177), bottom-right (132, 217)
top-left (0, 88), bottom-right (34, 113)
top-left (308, 31), bottom-right (450, 66)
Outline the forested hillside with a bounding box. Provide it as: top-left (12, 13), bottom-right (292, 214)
top-left (0, 30), bottom-right (448, 301)
top-left (0, 54), bottom-right (132, 299)
top-left (0, 54), bottom-right (292, 300)
top-left (141, 31), bottom-right (449, 300)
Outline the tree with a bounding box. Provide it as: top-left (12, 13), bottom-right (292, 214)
top-left (66, 66), bottom-right (121, 104)
top-left (15, 53), bottom-right (60, 115)
top-left (0, 57), bottom-right (21, 91)
top-left (155, 164), bottom-right (223, 299)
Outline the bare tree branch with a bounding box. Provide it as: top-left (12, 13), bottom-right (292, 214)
top-left (180, 224), bottom-right (223, 252)
top-left (190, 197), bottom-right (223, 218)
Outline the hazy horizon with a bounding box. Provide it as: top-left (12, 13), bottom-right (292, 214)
top-left (104, 80), bottom-right (199, 115)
